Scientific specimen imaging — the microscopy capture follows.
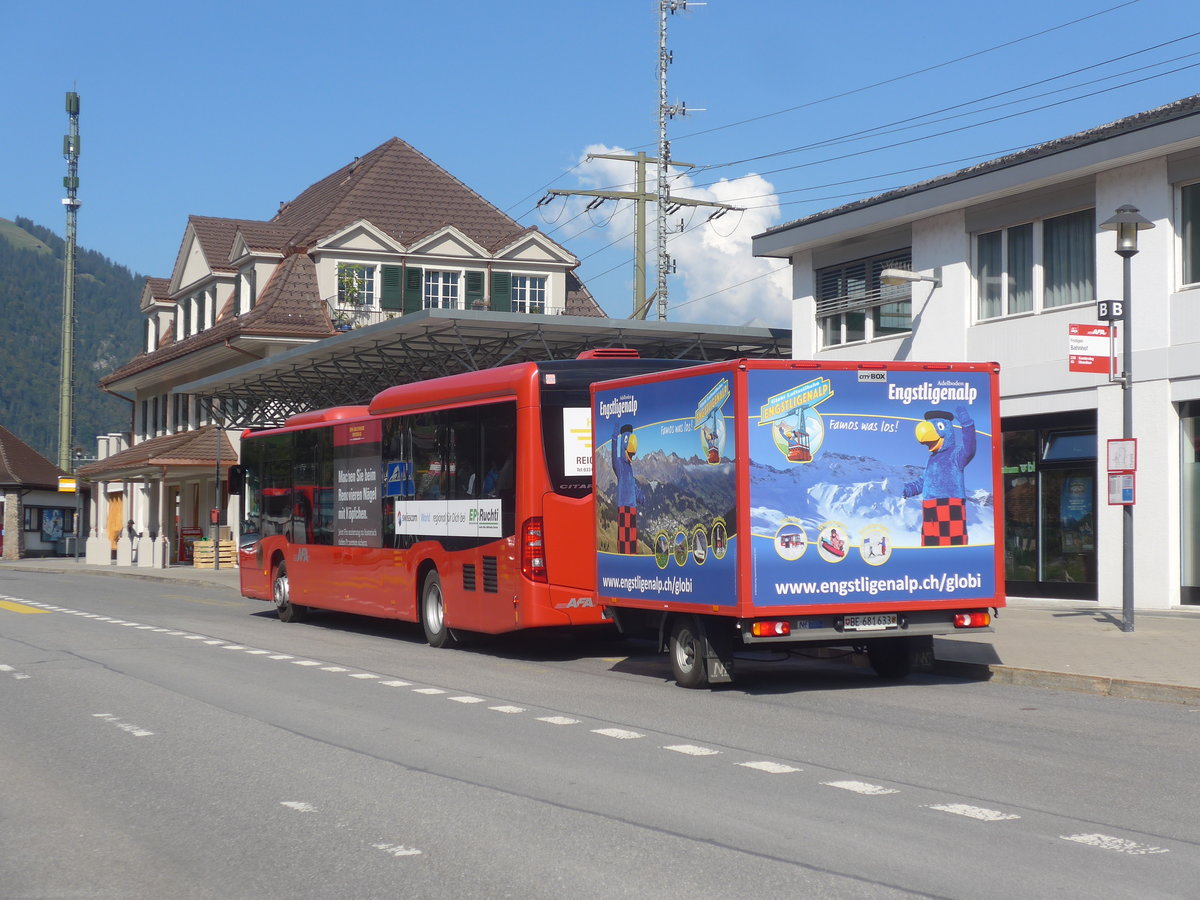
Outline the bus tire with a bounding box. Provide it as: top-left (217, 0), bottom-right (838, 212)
top-left (421, 570), bottom-right (454, 648)
top-left (867, 637), bottom-right (913, 679)
top-left (669, 615), bottom-right (709, 689)
top-left (273, 561), bottom-right (308, 623)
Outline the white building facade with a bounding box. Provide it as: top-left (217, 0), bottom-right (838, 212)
top-left (753, 96), bottom-right (1200, 610)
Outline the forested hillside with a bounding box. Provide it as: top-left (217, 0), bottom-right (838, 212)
top-left (0, 216), bottom-right (143, 462)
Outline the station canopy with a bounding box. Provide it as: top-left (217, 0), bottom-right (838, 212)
top-left (175, 309), bottom-right (792, 430)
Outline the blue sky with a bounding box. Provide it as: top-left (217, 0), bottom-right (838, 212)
top-left (3, 0), bottom-right (1197, 328)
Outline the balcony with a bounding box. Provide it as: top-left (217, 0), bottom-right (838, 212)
top-left (326, 299), bottom-right (395, 331)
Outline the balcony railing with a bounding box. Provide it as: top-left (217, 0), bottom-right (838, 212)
top-left (326, 299), bottom-right (394, 331)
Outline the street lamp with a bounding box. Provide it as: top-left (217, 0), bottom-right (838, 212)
top-left (1099, 204), bottom-right (1154, 633)
top-left (880, 266), bottom-right (942, 288)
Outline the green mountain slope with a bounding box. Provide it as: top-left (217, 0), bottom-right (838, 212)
top-left (0, 216), bottom-right (143, 462)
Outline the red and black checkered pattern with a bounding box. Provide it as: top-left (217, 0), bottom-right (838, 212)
top-left (921, 497), bottom-right (968, 546)
top-left (618, 505), bottom-right (639, 554)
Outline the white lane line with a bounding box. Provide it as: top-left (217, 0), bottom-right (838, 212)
top-left (591, 728), bottom-right (644, 740)
top-left (449, 696), bottom-right (486, 704)
top-left (380, 680), bottom-right (411, 687)
top-left (291, 660), bottom-right (323, 667)
top-left (348, 673), bottom-right (380, 680)
top-left (823, 781), bottom-right (900, 795)
top-left (0, 665), bottom-right (12, 671)
top-left (537, 716), bottom-right (580, 726)
top-left (489, 705), bottom-right (525, 714)
top-left (245, 649), bottom-right (271, 655)
top-left (321, 666), bottom-right (349, 672)
top-left (413, 688), bottom-right (446, 695)
top-left (925, 804), bottom-right (1020, 821)
top-left (280, 801), bottom-right (317, 813)
top-left (268, 654), bottom-right (294, 660)
top-left (1060, 833), bottom-right (1169, 855)
top-left (663, 744), bottom-right (721, 757)
top-left (372, 842), bottom-right (423, 857)
top-left (221, 644), bottom-right (248, 650)
top-left (92, 713), bottom-right (154, 737)
top-left (738, 761), bottom-right (801, 774)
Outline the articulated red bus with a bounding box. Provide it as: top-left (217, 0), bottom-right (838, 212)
top-left (235, 351), bottom-right (694, 646)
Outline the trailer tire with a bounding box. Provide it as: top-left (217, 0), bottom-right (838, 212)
top-left (273, 561), bottom-right (308, 623)
top-left (421, 569), bottom-right (454, 649)
top-left (669, 615), bottom-right (709, 689)
top-left (867, 637), bottom-right (913, 679)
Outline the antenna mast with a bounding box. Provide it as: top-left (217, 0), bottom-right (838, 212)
top-left (58, 91), bottom-right (82, 471)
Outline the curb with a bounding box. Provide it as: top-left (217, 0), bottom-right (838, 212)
top-left (933, 658), bottom-right (1200, 706)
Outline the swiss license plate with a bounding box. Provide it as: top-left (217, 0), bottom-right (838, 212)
top-left (843, 613), bottom-right (898, 631)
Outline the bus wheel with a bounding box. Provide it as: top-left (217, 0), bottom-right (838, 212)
top-left (421, 570), bottom-right (454, 648)
top-left (273, 561), bottom-right (307, 623)
top-left (867, 637), bottom-right (913, 679)
top-left (669, 615), bottom-right (709, 689)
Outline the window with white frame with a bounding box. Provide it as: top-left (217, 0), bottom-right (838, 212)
top-left (976, 208), bottom-right (1095, 320)
top-left (511, 275), bottom-right (547, 313)
top-left (337, 263), bottom-right (376, 306)
top-left (1182, 181), bottom-right (1200, 287)
top-left (424, 270), bottom-right (460, 309)
top-left (816, 250), bottom-right (912, 347)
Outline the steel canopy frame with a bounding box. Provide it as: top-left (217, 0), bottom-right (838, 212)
top-left (176, 309), bottom-right (791, 429)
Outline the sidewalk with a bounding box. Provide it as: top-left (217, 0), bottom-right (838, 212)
top-left (2, 557), bottom-right (1198, 704)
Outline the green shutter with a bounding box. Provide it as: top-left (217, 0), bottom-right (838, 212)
top-left (381, 265), bottom-right (403, 310)
top-left (403, 266), bottom-right (424, 314)
top-left (465, 271), bottom-right (484, 309)
top-left (490, 271), bottom-right (511, 312)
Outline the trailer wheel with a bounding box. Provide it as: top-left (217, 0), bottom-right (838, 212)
top-left (669, 615), bottom-right (709, 689)
top-left (421, 569), bottom-right (454, 648)
top-left (273, 561), bottom-right (308, 623)
top-left (867, 637), bottom-right (913, 679)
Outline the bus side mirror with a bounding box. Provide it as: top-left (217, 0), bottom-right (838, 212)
top-left (228, 465), bottom-right (244, 495)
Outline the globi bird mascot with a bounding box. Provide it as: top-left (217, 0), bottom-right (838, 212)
top-left (612, 423), bottom-right (642, 554)
top-left (902, 405), bottom-right (976, 546)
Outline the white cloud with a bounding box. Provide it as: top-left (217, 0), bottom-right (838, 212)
top-left (554, 146), bottom-right (792, 327)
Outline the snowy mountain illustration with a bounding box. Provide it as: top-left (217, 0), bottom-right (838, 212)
top-left (749, 451), bottom-right (994, 546)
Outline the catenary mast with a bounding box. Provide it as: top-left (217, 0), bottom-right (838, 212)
top-left (58, 91), bottom-right (82, 470)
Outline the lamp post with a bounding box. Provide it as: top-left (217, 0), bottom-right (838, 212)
top-left (1099, 204), bottom-right (1154, 633)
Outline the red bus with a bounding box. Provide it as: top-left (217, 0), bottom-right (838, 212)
top-left (235, 351), bottom-right (694, 646)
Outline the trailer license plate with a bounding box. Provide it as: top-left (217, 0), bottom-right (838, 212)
top-left (843, 614), bottom-right (898, 631)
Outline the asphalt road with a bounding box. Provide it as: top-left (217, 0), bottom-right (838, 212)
top-left (1, 570), bottom-right (1196, 899)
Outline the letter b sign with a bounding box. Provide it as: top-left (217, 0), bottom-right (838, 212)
top-left (1097, 299), bottom-right (1125, 321)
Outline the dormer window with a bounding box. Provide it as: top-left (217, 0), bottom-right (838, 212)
top-left (337, 263), bottom-right (376, 306)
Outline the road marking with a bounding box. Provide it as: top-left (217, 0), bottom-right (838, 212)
top-left (380, 680), bottom-right (411, 687)
top-left (449, 696), bottom-right (486, 704)
top-left (0, 600), bottom-right (52, 614)
top-left (663, 744), bottom-right (721, 756)
top-left (823, 781), bottom-right (900, 795)
top-left (738, 761), bottom-right (800, 774)
top-left (489, 705), bottom-right (525, 714)
top-left (221, 644), bottom-right (248, 649)
top-left (280, 801), bottom-right (317, 813)
top-left (92, 713), bottom-right (154, 737)
top-left (348, 673), bottom-right (379, 680)
top-left (372, 842), bottom-right (422, 857)
top-left (591, 728), bottom-right (643, 740)
top-left (1060, 833), bottom-right (1169, 855)
top-left (925, 804), bottom-right (1019, 821)
top-left (1, 664), bottom-right (31, 679)
top-left (291, 660), bottom-right (323, 667)
top-left (537, 716), bottom-right (580, 726)
top-left (413, 687), bottom-right (446, 695)
top-left (321, 666), bottom-right (349, 672)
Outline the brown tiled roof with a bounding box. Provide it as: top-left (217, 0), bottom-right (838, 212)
top-left (188, 216), bottom-right (260, 273)
top-left (233, 221), bottom-right (295, 257)
top-left (145, 277), bottom-right (172, 300)
top-left (564, 270), bottom-right (605, 317)
top-left (0, 426), bottom-right (68, 489)
top-left (102, 252), bottom-right (332, 386)
top-left (272, 138), bottom-right (532, 253)
top-left (76, 426), bottom-right (236, 480)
